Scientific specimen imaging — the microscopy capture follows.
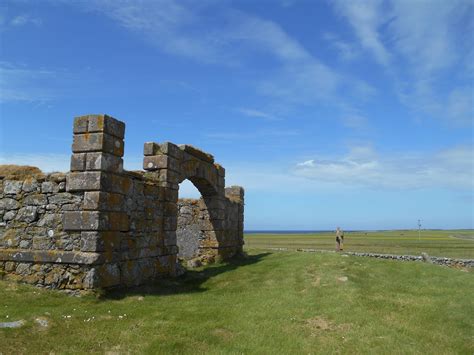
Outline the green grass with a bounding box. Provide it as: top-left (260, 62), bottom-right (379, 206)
top-left (1, 251), bottom-right (473, 354)
top-left (244, 230), bottom-right (474, 258)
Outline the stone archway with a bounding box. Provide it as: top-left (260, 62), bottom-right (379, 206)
top-left (143, 142), bottom-right (244, 262)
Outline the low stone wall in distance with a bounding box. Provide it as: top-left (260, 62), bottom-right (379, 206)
top-left (289, 248), bottom-right (474, 268)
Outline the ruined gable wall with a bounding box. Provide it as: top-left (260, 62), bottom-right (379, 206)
top-left (0, 114), bottom-right (244, 291)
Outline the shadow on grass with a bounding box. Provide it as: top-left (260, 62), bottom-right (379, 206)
top-left (102, 252), bottom-right (271, 300)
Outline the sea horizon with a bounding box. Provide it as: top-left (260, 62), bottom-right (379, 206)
top-left (244, 228), bottom-right (473, 234)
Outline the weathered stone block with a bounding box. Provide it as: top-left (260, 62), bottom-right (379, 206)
top-left (0, 198), bottom-right (20, 210)
top-left (225, 186), bottom-right (245, 201)
top-left (41, 181), bottom-right (59, 194)
top-left (22, 179), bottom-right (39, 193)
top-left (67, 171), bottom-right (102, 191)
top-left (179, 144), bottom-right (214, 163)
top-left (72, 132), bottom-right (124, 157)
top-left (163, 202), bottom-right (178, 216)
top-left (143, 155), bottom-right (180, 172)
top-left (160, 142), bottom-right (182, 159)
top-left (215, 163), bottom-right (225, 177)
top-left (32, 236), bottom-right (54, 250)
top-left (203, 208), bottom-right (226, 220)
top-left (24, 194), bottom-right (48, 206)
top-left (83, 191), bottom-right (124, 211)
top-left (158, 169), bottom-right (181, 185)
top-left (48, 192), bottom-right (81, 205)
top-left (103, 212), bottom-right (129, 231)
top-left (163, 216), bottom-right (177, 231)
top-left (88, 114), bottom-right (125, 139)
top-left (15, 206), bottom-right (38, 223)
top-left (143, 142), bottom-right (159, 156)
top-left (160, 187), bottom-right (178, 202)
top-left (83, 268), bottom-right (98, 289)
top-left (37, 213), bottom-right (61, 228)
top-left (98, 263), bottom-right (121, 288)
top-left (70, 153), bottom-right (86, 171)
top-left (73, 115), bottom-right (89, 133)
top-left (85, 152), bottom-right (123, 172)
top-left (80, 232), bottom-right (103, 252)
top-left (199, 218), bottom-right (224, 231)
top-left (203, 197), bottom-right (226, 210)
top-left (4, 181), bottom-right (22, 195)
top-left (103, 173), bottom-right (132, 195)
top-left (63, 211), bottom-right (101, 231)
top-left (3, 210), bottom-right (16, 221)
top-left (63, 211), bottom-right (128, 231)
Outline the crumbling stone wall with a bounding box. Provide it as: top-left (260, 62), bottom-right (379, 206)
top-left (0, 173), bottom-right (91, 289)
top-left (176, 188), bottom-right (244, 263)
top-left (0, 114), bottom-right (244, 290)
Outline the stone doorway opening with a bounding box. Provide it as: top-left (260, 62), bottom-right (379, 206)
top-left (176, 180), bottom-right (205, 263)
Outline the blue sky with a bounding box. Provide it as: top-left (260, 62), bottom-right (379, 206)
top-left (0, 0), bottom-right (473, 230)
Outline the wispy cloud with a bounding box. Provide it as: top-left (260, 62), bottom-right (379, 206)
top-left (341, 114), bottom-right (370, 131)
top-left (323, 32), bottom-right (359, 61)
top-left (331, 0), bottom-right (474, 126)
top-left (206, 128), bottom-right (300, 142)
top-left (332, 0), bottom-right (390, 67)
top-left (294, 144), bottom-right (474, 190)
top-left (0, 11), bottom-right (42, 30)
top-left (0, 62), bottom-right (57, 103)
top-left (70, 1), bottom-right (375, 115)
top-left (237, 108), bottom-right (280, 121)
top-left (10, 15), bottom-right (42, 27)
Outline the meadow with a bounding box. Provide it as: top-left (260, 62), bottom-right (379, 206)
top-left (244, 229), bottom-right (474, 259)
top-left (0, 250), bottom-right (473, 354)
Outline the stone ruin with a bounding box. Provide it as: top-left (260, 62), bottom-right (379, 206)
top-left (0, 114), bottom-right (244, 290)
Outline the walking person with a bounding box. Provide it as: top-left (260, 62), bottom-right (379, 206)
top-left (340, 228), bottom-right (344, 251)
top-left (335, 227), bottom-right (342, 252)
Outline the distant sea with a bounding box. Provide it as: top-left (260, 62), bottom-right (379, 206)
top-left (245, 230), bottom-right (333, 234)
top-left (244, 229), bottom-right (467, 234)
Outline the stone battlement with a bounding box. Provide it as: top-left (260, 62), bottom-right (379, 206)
top-left (0, 114), bottom-right (244, 290)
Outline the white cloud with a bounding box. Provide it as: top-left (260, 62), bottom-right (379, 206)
top-left (332, 0), bottom-right (390, 66)
top-left (323, 32), bottom-right (359, 61)
top-left (10, 15), bottom-right (42, 27)
top-left (297, 160), bottom-right (315, 168)
top-left (294, 145), bottom-right (474, 190)
top-left (257, 62), bottom-right (339, 105)
top-left (238, 108), bottom-right (279, 121)
top-left (446, 87), bottom-right (474, 126)
top-left (205, 128), bottom-right (300, 141)
top-left (341, 114), bottom-right (370, 130)
top-left (331, 0), bottom-right (474, 126)
top-left (72, 1), bottom-right (374, 112)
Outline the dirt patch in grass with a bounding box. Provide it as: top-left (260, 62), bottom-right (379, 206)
top-left (304, 316), bottom-right (351, 336)
top-left (311, 276), bottom-right (321, 287)
top-left (212, 328), bottom-right (235, 340)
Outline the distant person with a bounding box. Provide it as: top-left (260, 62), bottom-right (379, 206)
top-left (340, 228), bottom-right (344, 251)
top-left (336, 227), bottom-right (343, 252)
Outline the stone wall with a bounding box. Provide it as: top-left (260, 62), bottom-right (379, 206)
top-left (0, 114), bottom-right (245, 290)
top-left (176, 188), bottom-right (244, 263)
top-left (289, 248), bottom-right (474, 268)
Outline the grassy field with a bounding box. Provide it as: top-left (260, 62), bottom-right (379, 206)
top-left (1, 251), bottom-right (473, 354)
top-left (244, 230), bottom-right (474, 259)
